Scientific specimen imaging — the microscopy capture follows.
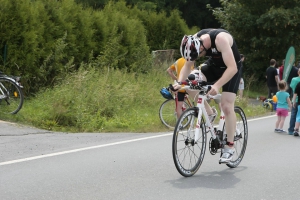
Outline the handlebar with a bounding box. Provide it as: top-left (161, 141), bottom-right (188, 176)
top-left (169, 80), bottom-right (212, 92)
top-left (168, 80), bottom-right (221, 101)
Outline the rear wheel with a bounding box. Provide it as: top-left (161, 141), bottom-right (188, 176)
top-left (159, 99), bottom-right (191, 129)
top-left (172, 108), bottom-right (207, 177)
top-left (0, 77), bottom-right (23, 114)
top-left (224, 106), bottom-right (248, 168)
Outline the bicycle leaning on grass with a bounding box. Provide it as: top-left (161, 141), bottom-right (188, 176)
top-left (159, 86), bottom-right (194, 129)
top-left (171, 80), bottom-right (248, 177)
top-left (0, 71), bottom-right (24, 114)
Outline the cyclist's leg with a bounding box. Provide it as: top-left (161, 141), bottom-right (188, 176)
top-left (176, 92), bottom-right (185, 118)
top-left (221, 61), bottom-right (241, 142)
top-left (225, 106), bottom-right (248, 167)
top-left (219, 64), bottom-right (241, 163)
top-left (221, 92), bottom-right (237, 142)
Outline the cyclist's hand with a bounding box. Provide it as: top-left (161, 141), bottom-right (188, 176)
top-left (207, 85), bottom-right (219, 96)
top-left (172, 83), bottom-right (181, 91)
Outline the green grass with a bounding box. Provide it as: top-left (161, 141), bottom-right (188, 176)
top-left (0, 66), bottom-right (272, 133)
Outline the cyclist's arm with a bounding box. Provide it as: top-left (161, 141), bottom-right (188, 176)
top-left (166, 67), bottom-right (177, 81)
top-left (213, 33), bottom-right (238, 90)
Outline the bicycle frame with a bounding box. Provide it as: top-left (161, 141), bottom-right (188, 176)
top-left (177, 81), bottom-right (225, 140)
top-left (193, 90), bottom-right (224, 142)
top-left (187, 85), bottom-right (242, 144)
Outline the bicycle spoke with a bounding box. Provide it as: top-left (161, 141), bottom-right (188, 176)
top-left (172, 108), bottom-right (206, 177)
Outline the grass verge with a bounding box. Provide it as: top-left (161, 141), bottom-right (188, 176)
top-left (0, 67), bottom-right (272, 133)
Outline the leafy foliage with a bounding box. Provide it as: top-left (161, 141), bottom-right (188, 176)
top-left (2, 0), bottom-right (180, 94)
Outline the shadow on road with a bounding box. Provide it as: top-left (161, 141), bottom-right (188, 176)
top-left (166, 166), bottom-right (247, 190)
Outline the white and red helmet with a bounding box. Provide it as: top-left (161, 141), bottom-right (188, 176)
top-left (180, 35), bottom-right (201, 61)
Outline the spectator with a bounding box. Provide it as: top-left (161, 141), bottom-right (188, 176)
top-left (266, 59), bottom-right (279, 98)
top-left (275, 62), bottom-right (280, 78)
top-left (288, 68), bottom-right (300, 135)
top-left (274, 80), bottom-right (292, 133)
top-left (238, 54), bottom-right (245, 98)
top-left (292, 81), bottom-right (300, 136)
top-left (296, 61), bottom-right (300, 69)
top-left (286, 64), bottom-right (298, 98)
top-left (279, 59), bottom-right (285, 80)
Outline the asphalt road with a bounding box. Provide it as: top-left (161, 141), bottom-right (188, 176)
top-left (1, 114), bottom-right (300, 200)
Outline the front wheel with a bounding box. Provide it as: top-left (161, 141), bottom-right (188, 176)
top-left (225, 106), bottom-right (248, 168)
top-left (172, 107), bottom-right (207, 177)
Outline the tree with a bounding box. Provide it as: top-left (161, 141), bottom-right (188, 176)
top-left (209, 0), bottom-right (300, 80)
top-left (179, 0), bottom-right (221, 29)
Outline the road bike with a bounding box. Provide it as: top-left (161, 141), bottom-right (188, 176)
top-left (0, 72), bottom-right (24, 114)
top-left (159, 86), bottom-right (194, 129)
top-left (172, 80), bottom-right (248, 177)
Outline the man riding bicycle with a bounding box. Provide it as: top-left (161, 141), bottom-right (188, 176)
top-left (174, 28), bottom-right (242, 163)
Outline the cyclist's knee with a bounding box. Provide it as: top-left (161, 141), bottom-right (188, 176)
top-left (220, 94), bottom-right (235, 114)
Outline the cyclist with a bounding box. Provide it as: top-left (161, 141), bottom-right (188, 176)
top-left (175, 28), bottom-right (242, 163)
top-left (167, 58), bottom-right (216, 120)
top-left (166, 57), bottom-right (195, 119)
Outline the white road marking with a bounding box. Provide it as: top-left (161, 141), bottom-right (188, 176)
top-left (0, 133), bottom-right (172, 166)
top-left (0, 114), bottom-right (276, 166)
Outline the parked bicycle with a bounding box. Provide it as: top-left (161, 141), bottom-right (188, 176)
top-left (172, 80), bottom-right (248, 177)
top-left (159, 86), bottom-right (194, 129)
top-left (0, 72), bottom-right (24, 114)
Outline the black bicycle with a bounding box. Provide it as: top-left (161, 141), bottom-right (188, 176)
top-left (0, 72), bottom-right (24, 114)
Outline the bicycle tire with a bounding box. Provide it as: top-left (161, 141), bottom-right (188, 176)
top-left (263, 101), bottom-right (273, 111)
top-left (223, 106), bottom-right (248, 168)
top-left (159, 99), bottom-right (191, 129)
top-left (172, 107), bottom-right (207, 177)
top-left (0, 77), bottom-right (24, 114)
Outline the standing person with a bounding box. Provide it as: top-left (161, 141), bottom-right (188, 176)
top-left (292, 81), bottom-right (300, 136)
top-left (166, 57), bottom-right (194, 119)
top-left (238, 54), bottom-right (245, 98)
top-left (175, 28), bottom-right (242, 164)
top-left (275, 62), bottom-right (280, 79)
top-left (288, 68), bottom-right (300, 135)
top-left (279, 59), bottom-right (285, 80)
top-left (297, 61), bottom-right (300, 69)
top-left (275, 80), bottom-right (292, 133)
top-left (266, 59), bottom-right (279, 98)
top-left (286, 64), bottom-right (298, 98)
